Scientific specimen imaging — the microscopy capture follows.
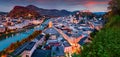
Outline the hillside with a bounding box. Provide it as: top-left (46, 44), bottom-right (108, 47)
top-left (7, 6), bottom-right (40, 19)
top-left (8, 5), bottom-right (72, 18)
top-left (0, 12), bottom-right (8, 15)
top-left (26, 5), bottom-right (71, 17)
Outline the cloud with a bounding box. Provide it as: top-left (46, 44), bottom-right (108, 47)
top-left (84, 1), bottom-right (107, 7)
top-left (12, 0), bottom-right (110, 6)
top-left (0, 0), bottom-right (110, 12)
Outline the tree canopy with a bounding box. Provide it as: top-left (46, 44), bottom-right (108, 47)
top-left (108, 0), bottom-right (120, 15)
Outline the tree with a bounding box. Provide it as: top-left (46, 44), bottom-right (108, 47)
top-left (108, 0), bottom-right (120, 15)
top-left (45, 34), bottom-right (50, 40)
top-left (81, 27), bottom-right (120, 57)
top-left (72, 53), bottom-right (81, 57)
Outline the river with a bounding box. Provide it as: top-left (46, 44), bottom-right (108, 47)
top-left (0, 19), bottom-right (50, 51)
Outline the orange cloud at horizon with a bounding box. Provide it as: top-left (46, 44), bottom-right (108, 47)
top-left (81, 1), bottom-right (109, 12)
top-left (84, 1), bottom-right (108, 7)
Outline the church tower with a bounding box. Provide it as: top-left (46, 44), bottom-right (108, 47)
top-left (48, 21), bottom-right (53, 28)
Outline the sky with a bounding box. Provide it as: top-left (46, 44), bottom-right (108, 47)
top-left (0, 0), bottom-right (110, 12)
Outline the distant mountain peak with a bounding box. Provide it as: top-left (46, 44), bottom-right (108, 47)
top-left (26, 5), bottom-right (36, 7)
top-left (26, 5), bottom-right (38, 8)
top-left (26, 5), bottom-right (40, 10)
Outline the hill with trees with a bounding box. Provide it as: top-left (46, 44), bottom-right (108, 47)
top-left (7, 6), bottom-right (40, 19)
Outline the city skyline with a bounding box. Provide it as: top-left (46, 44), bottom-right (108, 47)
top-left (0, 0), bottom-right (110, 12)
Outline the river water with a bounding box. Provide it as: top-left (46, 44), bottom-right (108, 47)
top-left (0, 19), bottom-right (50, 51)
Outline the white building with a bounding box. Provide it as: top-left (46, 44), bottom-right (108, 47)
top-left (20, 42), bottom-right (37, 57)
top-left (31, 20), bottom-right (43, 25)
top-left (0, 25), bottom-right (6, 33)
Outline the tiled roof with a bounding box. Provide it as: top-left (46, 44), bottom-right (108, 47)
top-left (32, 49), bottom-right (51, 57)
top-left (51, 45), bottom-right (64, 56)
top-left (12, 42), bottom-right (30, 56)
top-left (25, 42), bottom-right (36, 50)
top-left (63, 41), bottom-right (71, 47)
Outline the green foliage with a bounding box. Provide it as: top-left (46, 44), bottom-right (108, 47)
top-left (37, 45), bottom-right (42, 49)
top-left (106, 15), bottom-right (120, 28)
top-left (45, 34), bottom-right (50, 40)
top-left (72, 53), bottom-right (81, 57)
top-left (80, 15), bottom-right (120, 57)
top-left (90, 29), bottom-right (98, 38)
top-left (16, 55), bottom-right (22, 57)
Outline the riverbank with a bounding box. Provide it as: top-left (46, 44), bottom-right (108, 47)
top-left (0, 24), bottom-right (39, 40)
top-left (0, 20), bottom-right (44, 40)
top-left (0, 30), bottom-right (42, 57)
top-left (0, 18), bottom-right (50, 52)
top-left (0, 19), bottom-right (50, 52)
top-left (0, 19), bottom-right (49, 56)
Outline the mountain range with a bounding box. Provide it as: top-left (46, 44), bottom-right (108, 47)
top-left (0, 12), bottom-right (8, 15)
top-left (93, 12), bottom-right (106, 15)
top-left (26, 5), bottom-right (71, 17)
top-left (1, 5), bottom-right (106, 18)
top-left (7, 5), bottom-right (72, 18)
